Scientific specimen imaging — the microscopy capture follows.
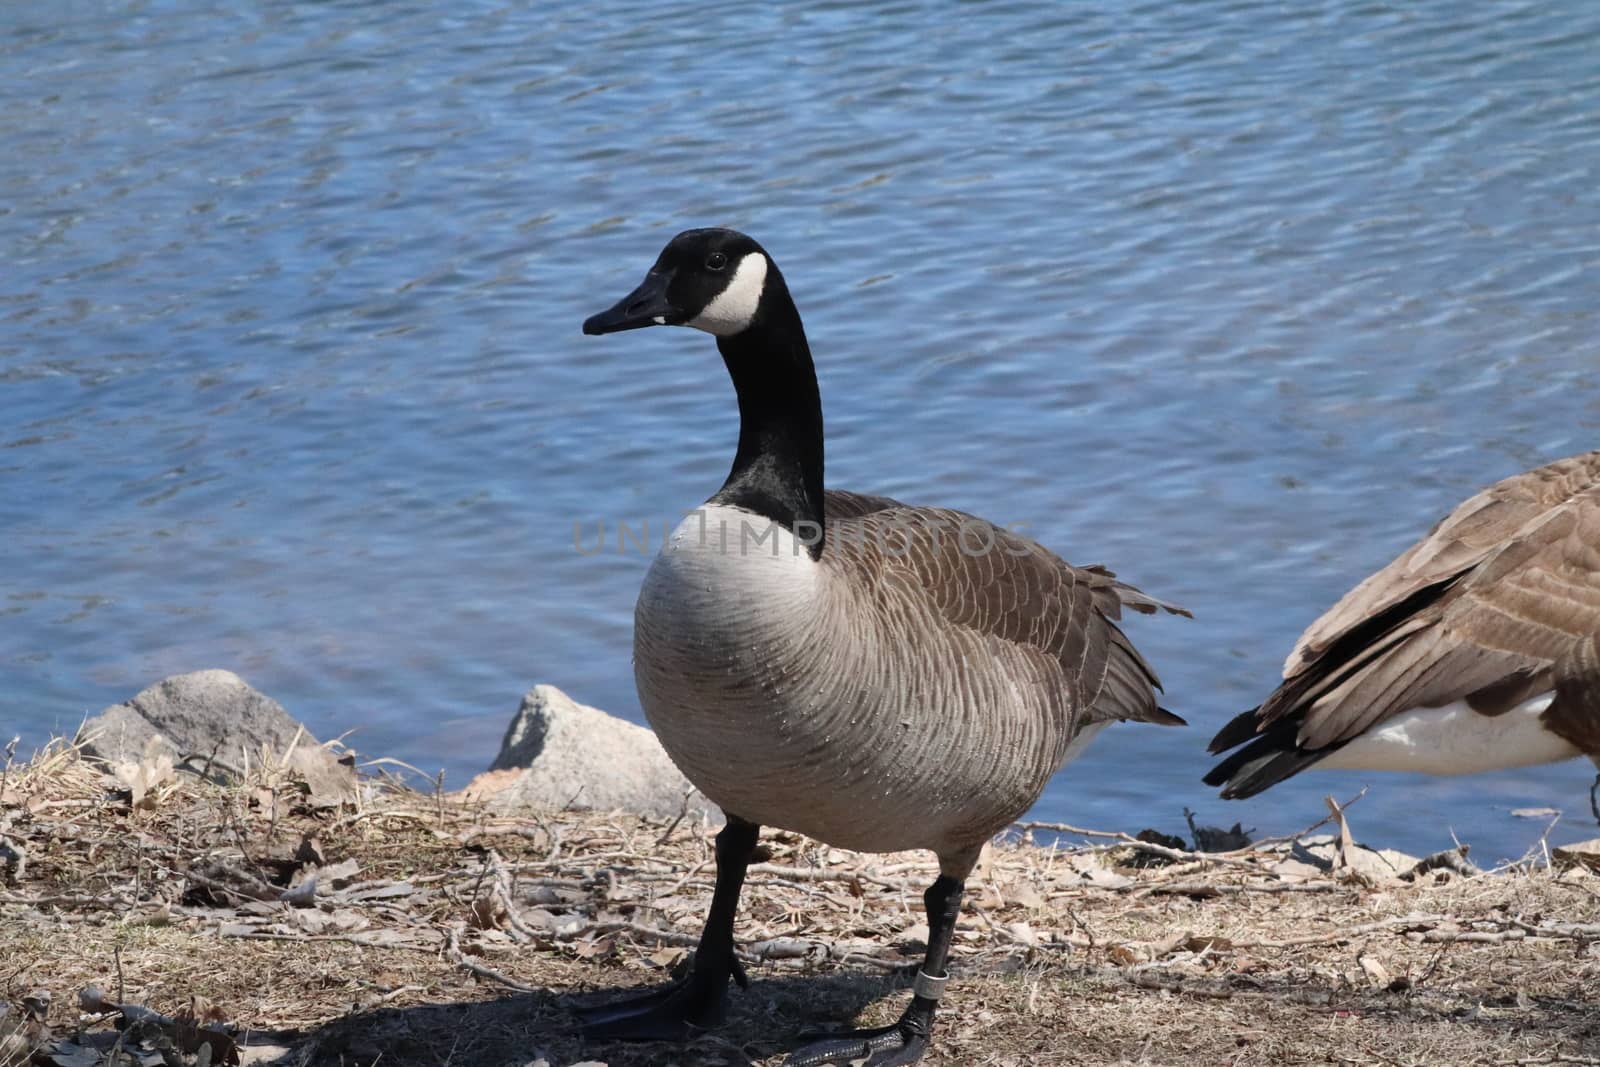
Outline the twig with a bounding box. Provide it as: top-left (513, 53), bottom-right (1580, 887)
top-left (1240, 787), bottom-right (1371, 853)
top-left (1132, 880), bottom-right (1344, 898)
top-left (661, 859), bottom-right (710, 897)
top-left (566, 919), bottom-right (904, 971)
top-left (1507, 918), bottom-right (1600, 939)
top-left (224, 930), bottom-right (434, 949)
top-left (746, 862), bottom-right (919, 890)
top-left (1419, 928), bottom-right (1525, 944)
top-left (0, 892), bottom-right (129, 907)
top-left (1324, 793), bottom-right (1355, 872)
top-left (324, 808), bottom-right (440, 833)
top-left (563, 919), bottom-right (705, 949)
top-left (1017, 788), bottom-right (1371, 862)
top-left (367, 984), bottom-right (426, 1006)
top-left (446, 924), bottom-right (538, 993)
top-left (1412, 942), bottom-right (1450, 990)
top-left (655, 787), bottom-right (695, 846)
top-left (1229, 913), bottom-right (1447, 949)
top-left (1012, 824), bottom-right (1259, 870)
top-left (489, 849), bottom-right (538, 943)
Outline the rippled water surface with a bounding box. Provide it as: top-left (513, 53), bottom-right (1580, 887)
top-left (5, 0), bottom-right (1600, 860)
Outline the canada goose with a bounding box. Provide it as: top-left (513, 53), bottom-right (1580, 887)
top-left (578, 228), bottom-right (1188, 1065)
top-left (1206, 451), bottom-right (1600, 822)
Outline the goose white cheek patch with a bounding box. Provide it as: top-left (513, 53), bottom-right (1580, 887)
top-left (688, 253), bottom-right (768, 336)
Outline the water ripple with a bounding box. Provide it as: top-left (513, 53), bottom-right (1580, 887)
top-left (2, 0), bottom-right (1598, 859)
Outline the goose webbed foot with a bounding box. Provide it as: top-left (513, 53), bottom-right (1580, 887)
top-left (784, 1006), bottom-right (932, 1066)
top-left (575, 953), bottom-right (748, 1042)
top-left (781, 870), bottom-right (966, 1065)
top-left (579, 817), bottom-right (761, 1044)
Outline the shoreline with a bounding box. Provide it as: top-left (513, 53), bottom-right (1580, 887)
top-left (2, 734), bottom-right (1597, 1066)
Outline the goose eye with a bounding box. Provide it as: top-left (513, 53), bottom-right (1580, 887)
top-left (705, 252), bottom-right (728, 271)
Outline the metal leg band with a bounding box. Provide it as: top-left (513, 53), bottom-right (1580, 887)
top-left (911, 970), bottom-right (948, 1001)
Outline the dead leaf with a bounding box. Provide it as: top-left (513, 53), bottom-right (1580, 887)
top-left (1182, 935), bottom-right (1232, 953)
top-left (1082, 868), bottom-right (1135, 890)
top-left (571, 937), bottom-right (615, 960)
top-left (127, 903), bottom-right (175, 926)
top-left (1357, 953), bottom-right (1391, 988)
top-left (1107, 944), bottom-right (1141, 966)
top-left (114, 738), bottom-right (178, 811)
top-left (292, 908), bottom-right (368, 935)
top-left (1006, 880), bottom-right (1044, 910)
top-left (1149, 931), bottom-right (1192, 958)
top-left (1005, 921), bottom-right (1038, 948)
top-left (648, 947), bottom-right (685, 969)
top-left (318, 858), bottom-right (361, 887)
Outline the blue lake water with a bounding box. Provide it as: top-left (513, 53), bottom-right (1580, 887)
top-left (4, 0), bottom-right (1600, 863)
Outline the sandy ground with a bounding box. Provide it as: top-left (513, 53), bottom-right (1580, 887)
top-left (2, 741), bottom-right (1598, 1067)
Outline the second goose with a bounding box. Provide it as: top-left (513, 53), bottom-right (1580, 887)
top-left (1206, 451), bottom-right (1600, 819)
top-left (578, 228), bottom-right (1188, 1066)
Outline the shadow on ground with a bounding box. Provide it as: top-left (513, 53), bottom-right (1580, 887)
top-left (292, 971), bottom-right (908, 1067)
top-left (274, 963), bottom-right (1600, 1067)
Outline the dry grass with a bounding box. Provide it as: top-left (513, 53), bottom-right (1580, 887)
top-left (2, 740), bottom-right (1598, 1066)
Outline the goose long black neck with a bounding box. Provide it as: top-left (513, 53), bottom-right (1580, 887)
top-left (711, 277), bottom-right (827, 558)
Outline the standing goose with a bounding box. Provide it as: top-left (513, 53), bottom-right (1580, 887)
top-left (1206, 451), bottom-right (1600, 820)
top-left (578, 228), bottom-right (1187, 1066)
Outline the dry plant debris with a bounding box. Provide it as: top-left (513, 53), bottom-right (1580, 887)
top-left (1, 739), bottom-right (1597, 1066)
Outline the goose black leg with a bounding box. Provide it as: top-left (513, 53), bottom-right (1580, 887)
top-left (577, 816), bottom-right (759, 1042)
top-left (1590, 771), bottom-right (1600, 826)
top-left (785, 872), bottom-right (966, 1067)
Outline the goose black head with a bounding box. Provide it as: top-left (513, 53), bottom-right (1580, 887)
top-left (582, 228), bottom-right (773, 338)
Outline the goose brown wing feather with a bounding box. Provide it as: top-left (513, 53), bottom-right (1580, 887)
top-left (822, 490), bottom-right (1186, 730)
top-left (1255, 455), bottom-right (1600, 753)
top-left (1286, 452), bottom-right (1600, 677)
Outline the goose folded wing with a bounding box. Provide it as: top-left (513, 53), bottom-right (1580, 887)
top-left (1285, 452), bottom-right (1600, 681)
top-left (1266, 499), bottom-right (1600, 752)
top-left (822, 493), bottom-right (1186, 728)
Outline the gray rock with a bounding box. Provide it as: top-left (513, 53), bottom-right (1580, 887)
top-left (466, 685), bottom-right (716, 821)
top-left (1288, 834), bottom-right (1422, 884)
top-left (77, 670), bottom-right (354, 802)
top-left (1553, 838), bottom-right (1600, 873)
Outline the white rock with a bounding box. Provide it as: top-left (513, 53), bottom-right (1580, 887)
top-left (1511, 807), bottom-right (1562, 819)
top-left (463, 685), bottom-right (716, 821)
